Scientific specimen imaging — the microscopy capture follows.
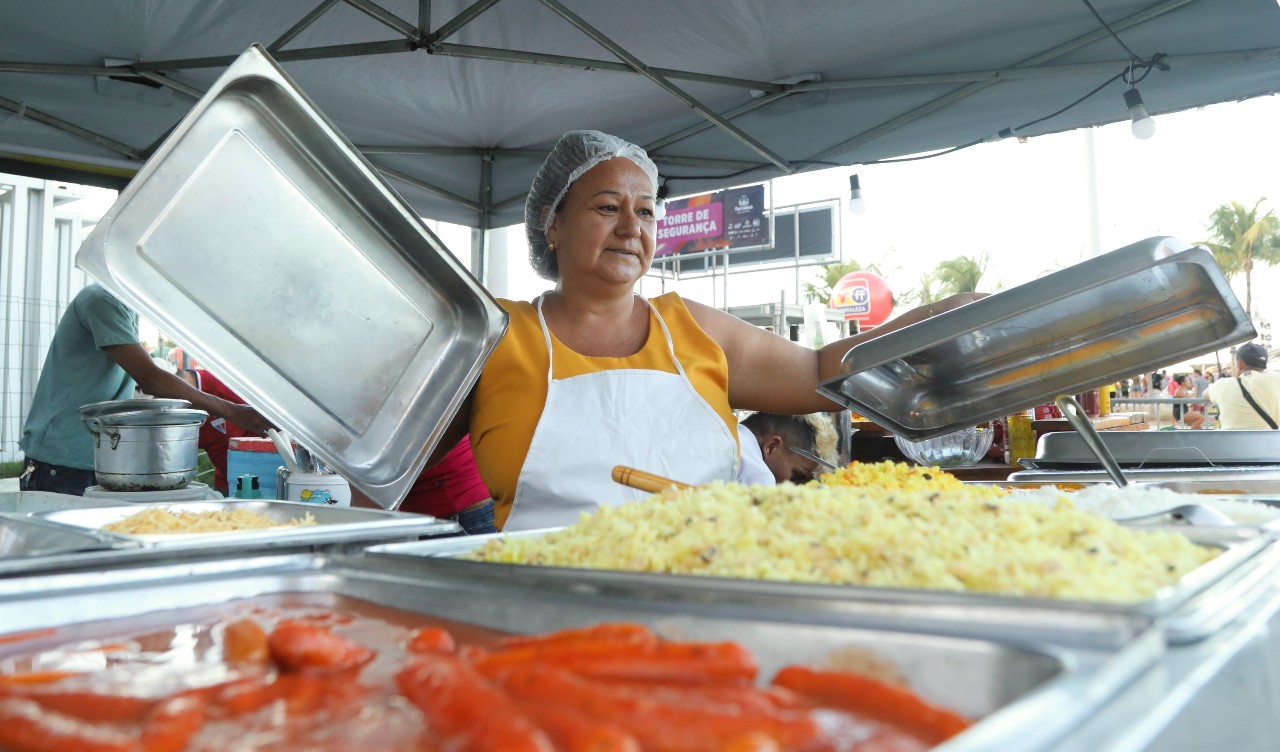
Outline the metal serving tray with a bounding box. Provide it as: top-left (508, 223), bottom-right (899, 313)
top-left (0, 490), bottom-right (120, 516)
top-left (0, 513), bottom-right (122, 559)
top-left (33, 500), bottom-right (458, 550)
top-left (0, 551), bottom-right (1163, 752)
top-left (367, 525), bottom-right (1271, 648)
top-left (1032, 430), bottom-right (1280, 467)
top-left (76, 44), bottom-right (508, 510)
top-left (1010, 466), bottom-right (1280, 483)
top-left (817, 237), bottom-right (1254, 439)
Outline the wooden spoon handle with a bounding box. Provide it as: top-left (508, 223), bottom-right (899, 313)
top-left (611, 466), bottom-right (692, 494)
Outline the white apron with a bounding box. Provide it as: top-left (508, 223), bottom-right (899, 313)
top-left (503, 295), bottom-right (739, 531)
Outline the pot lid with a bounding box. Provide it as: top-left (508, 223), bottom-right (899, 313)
top-left (79, 399), bottom-right (192, 418)
top-left (87, 409), bottom-right (209, 427)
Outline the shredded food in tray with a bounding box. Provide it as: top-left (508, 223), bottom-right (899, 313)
top-left (468, 462), bottom-right (1219, 603)
top-left (102, 507), bottom-right (317, 535)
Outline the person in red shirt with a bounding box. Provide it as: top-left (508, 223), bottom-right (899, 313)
top-left (180, 368), bottom-right (252, 496)
top-left (399, 436), bottom-right (496, 535)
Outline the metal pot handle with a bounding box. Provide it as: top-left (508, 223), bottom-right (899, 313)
top-left (82, 416), bottom-right (122, 450)
top-left (82, 415), bottom-right (102, 449)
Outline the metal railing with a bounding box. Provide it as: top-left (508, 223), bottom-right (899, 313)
top-left (1110, 397), bottom-right (1213, 429)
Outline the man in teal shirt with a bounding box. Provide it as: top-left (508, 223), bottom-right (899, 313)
top-left (20, 284), bottom-right (272, 495)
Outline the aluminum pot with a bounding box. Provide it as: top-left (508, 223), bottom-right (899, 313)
top-left (82, 409), bottom-right (207, 491)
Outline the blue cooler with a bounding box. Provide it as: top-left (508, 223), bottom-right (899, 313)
top-left (227, 437), bottom-right (285, 499)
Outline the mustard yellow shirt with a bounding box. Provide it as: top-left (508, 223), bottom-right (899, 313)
top-left (471, 293), bottom-right (735, 529)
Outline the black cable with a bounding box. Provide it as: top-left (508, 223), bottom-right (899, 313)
top-left (1013, 70), bottom-right (1127, 132)
top-left (1080, 0), bottom-right (1140, 61)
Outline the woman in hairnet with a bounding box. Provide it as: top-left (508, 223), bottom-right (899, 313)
top-left (437, 130), bottom-right (976, 531)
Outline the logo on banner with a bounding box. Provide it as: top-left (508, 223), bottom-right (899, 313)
top-left (831, 271), bottom-right (893, 326)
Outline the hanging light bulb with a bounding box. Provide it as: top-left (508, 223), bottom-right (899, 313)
top-left (655, 179), bottom-right (669, 221)
top-left (847, 174), bottom-right (866, 214)
top-left (1123, 88), bottom-right (1157, 140)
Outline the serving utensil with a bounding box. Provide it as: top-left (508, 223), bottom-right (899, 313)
top-left (1056, 395), bottom-right (1128, 488)
top-left (1115, 504), bottom-right (1236, 527)
top-left (789, 446), bottom-right (838, 472)
top-left (611, 466), bottom-right (691, 494)
top-left (267, 428), bottom-right (302, 474)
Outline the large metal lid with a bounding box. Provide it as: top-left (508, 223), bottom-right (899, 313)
top-left (818, 237), bottom-right (1255, 439)
top-left (76, 46), bottom-right (508, 509)
top-left (79, 399), bottom-right (192, 418)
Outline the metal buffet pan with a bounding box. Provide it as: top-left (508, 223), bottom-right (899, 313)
top-left (0, 513), bottom-right (125, 559)
top-left (817, 236), bottom-right (1254, 440)
top-left (0, 501), bottom-right (458, 579)
top-left (1011, 465), bottom-right (1280, 483)
top-left (1030, 429), bottom-right (1280, 468)
top-left (75, 44), bottom-right (508, 510)
top-left (367, 524), bottom-right (1273, 649)
top-left (0, 490), bottom-right (121, 516)
top-left (0, 551), bottom-right (1163, 752)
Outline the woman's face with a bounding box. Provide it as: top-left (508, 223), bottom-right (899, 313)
top-left (545, 157), bottom-right (657, 290)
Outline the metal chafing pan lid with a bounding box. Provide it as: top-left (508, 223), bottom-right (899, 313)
top-left (75, 45), bottom-right (508, 510)
top-left (85, 408), bottom-right (209, 427)
top-left (817, 237), bottom-right (1254, 439)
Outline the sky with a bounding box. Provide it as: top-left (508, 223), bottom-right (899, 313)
top-left (60, 94), bottom-right (1280, 370)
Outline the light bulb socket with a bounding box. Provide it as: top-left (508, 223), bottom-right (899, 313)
top-left (847, 173), bottom-right (865, 215)
top-left (1122, 88), bottom-right (1145, 110)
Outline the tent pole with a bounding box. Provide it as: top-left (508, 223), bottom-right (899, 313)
top-left (0, 96), bottom-right (141, 159)
top-left (340, 0), bottom-right (419, 41)
top-left (268, 0), bottom-right (341, 53)
top-left (428, 0), bottom-right (503, 46)
top-left (418, 0), bottom-right (431, 36)
top-left (474, 154), bottom-right (492, 287)
top-left (375, 163), bottom-right (480, 211)
top-left (537, 0), bottom-right (793, 174)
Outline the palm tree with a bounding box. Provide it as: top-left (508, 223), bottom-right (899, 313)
top-left (1200, 199), bottom-right (1280, 317)
top-left (802, 260), bottom-right (863, 304)
top-left (933, 252), bottom-right (989, 295)
top-left (904, 272), bottom-right (943, 306)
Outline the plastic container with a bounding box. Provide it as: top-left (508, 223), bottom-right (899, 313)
top-left (1007, 412), bottom-right (1036, 468)
top-left (227, 437), bottom-right (284, 499)
top-left (285, 473), bottom-right (351, 507)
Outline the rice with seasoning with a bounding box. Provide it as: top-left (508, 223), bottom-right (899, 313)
top-left (103, 508), bottom-right (317, 535)
top-left (468, 475), bottom-right (1217, 602)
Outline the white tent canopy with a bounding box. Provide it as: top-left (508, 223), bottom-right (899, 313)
top-left (2, 0), bottom-right (1279, 235)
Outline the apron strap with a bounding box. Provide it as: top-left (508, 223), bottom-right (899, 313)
top-left (535, 294), bottom-right (686, 381)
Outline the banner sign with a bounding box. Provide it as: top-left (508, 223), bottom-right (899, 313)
top-left (655, 184), bottom-right (767, 258)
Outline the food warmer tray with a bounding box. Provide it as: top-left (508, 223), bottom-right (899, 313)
top-left (1010, 465), bottom-right (1280, 483)
top-left (0, 513), bottom-right (124, 560)
top-left (0, 550), bottom-right (1163, 752)
top-left (0, 501), bottom-right (459, 579)
top-left (76, 44), bottom-right (508, 510)
top-left (365, 525), bottom-right (1274, 648)
top-left (817, 237), bottom-right (1253, 440)
top-left (0, 490), bottom-right (121, 516)
top-left (1030, 429), bottom-right (1280, 468)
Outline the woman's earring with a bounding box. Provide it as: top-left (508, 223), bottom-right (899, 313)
top-left (549, 242), bottom-right (556, 252)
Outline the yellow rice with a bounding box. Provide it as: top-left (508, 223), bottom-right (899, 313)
top-left (469, 466), bottom-right (1218, 603)
top-left (103, 507), bottom-right (316, 535)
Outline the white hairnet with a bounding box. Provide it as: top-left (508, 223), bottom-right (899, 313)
top-left (524, 130), bottom-right (659, 280)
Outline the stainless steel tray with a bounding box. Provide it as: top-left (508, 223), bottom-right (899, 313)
top-left (33, 500), bottom-right (458, 550)
top-left (1032, 430), bottom-right (1280, 467)
top-left (76, 44), bottom-right (508, 510)
top-left (0, 513), bottom-right (123, 559)
top-left (0, 490), bottom-right (121, 516)
top-left (817, 237), bottom-right (1254, 439)
top-left (1011, 466), bottom-right (1280, 483)
top-left (366, 525), bottom-right (1271, 649)
top-left (0, 551), bottom-right (1163, 752)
